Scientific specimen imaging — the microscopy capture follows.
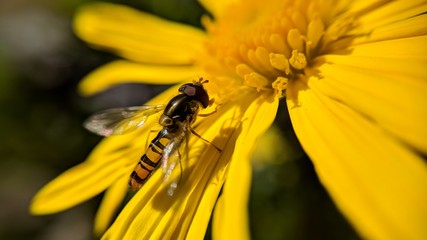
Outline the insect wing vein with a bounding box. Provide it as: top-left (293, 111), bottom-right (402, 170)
top-left (84, 105), bottom-right (165, 136)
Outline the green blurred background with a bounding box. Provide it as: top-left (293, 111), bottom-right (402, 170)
top-left (0, 0), bottom-right (360, 239)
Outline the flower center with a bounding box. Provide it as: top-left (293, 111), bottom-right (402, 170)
top-left (202, 0), bottom-right (355, 100)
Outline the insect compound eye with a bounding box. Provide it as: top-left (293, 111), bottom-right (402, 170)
top-left (179, 83), bottom-right (209, 108)
top-left (183, 86), bottom-right (196, 96)
top-left (179, 84), bottom-right (198, 97)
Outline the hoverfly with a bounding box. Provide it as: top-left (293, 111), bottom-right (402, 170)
top-left (84, 78), bottom-right (218, 193)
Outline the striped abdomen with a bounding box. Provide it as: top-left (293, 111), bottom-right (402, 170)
top-left (129, 130), bottom-right (171, 190)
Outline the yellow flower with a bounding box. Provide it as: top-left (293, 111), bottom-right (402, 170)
top-left (30, 0), bottom-right (427, 239)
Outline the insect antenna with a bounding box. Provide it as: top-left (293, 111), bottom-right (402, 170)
top-left (196, 76), bottom-right (209, 85)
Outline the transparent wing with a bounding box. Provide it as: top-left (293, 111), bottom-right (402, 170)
top-left (84, 104), bottom-right (165, 136)
top-left (161, 122), bottom-right (190, 196)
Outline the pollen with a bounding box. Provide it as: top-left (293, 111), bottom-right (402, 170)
top-left (202, 0), bottom-right (357, 100)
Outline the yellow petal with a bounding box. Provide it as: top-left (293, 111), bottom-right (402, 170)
top-left (353, 4), bottom-right (427, 43)
top-left (78, 60), bottom-right (203, 96)
top-left (94, 176), bottom-right (128, 236)
top-left (213, 97), bottom-right (278, 240)
top-left (74, 2), bottom-right (206, 64)
top-left (316, 37), bottom-right (427, 153)
top-left (30, 154), bottom-right (132, 215)
top-left (350, 35), bottom-right (427, 58)
top-left (355, 1), bottom-right (427, 31)
top-left (287, 78), bottom-right (427, 240)
top-left (102, 92), bottom-right (277, 239)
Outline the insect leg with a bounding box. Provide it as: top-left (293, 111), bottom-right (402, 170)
top-left (199, 104), bottom-right (221, 117)
top-left (189, 126), bottom-right (222, 152)
top-left (198, 110), bottom-right (217, 117)
top-left (166, 149), bottom-right (182, 196)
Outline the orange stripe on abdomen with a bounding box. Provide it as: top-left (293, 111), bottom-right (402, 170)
top-left (129, 136), bottom-right (170, 190)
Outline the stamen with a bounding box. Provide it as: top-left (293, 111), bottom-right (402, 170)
top-left (269, 53), bottom-right (290, 74)
top-left (289, 50), bottom-right (307, 70)
top-left (201, 0), bottom-right (356, 99)
top-left (270, 33), bottom-right (290, 56)
top-left (307, 15), bottom-right (325, 50)
top-left (247, 49), bottom-right (262, 70)
top-left (291, 10), bottom-right (307, 33)
top-left (287, 29), bottom-right (304, 53)
top-left (236, 63), bottom-right (255, 77)
top-left (244, 72), bottom-right (270, 91)
top-left (324, 15), bottom-right (356, 44)
top-left (255, 47), bottom-right (275, 71)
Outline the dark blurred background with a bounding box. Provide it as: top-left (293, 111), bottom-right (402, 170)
top-left (0, 0), bottom-right (359, 239)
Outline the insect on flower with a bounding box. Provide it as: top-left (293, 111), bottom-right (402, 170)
top-left (84, 78), bottom-right (220, 194)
